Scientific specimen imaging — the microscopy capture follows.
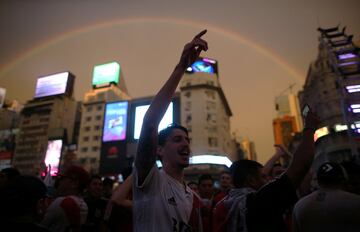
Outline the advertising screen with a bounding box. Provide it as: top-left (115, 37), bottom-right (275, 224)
top-left (133, 102), bottom-right (173, 139)
top-left (44, 140), bottom-right (63, 176)
top-left (103, 101), bottom-right (128, 142)
top-left (35, 72), bottom-right (69, 98)
top-left (186, 57), bottom-right (218, 74)
top-left (92, 62), bottom-right (120, 87)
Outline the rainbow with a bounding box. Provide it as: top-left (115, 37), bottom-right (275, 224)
top-left (0, 17), bottom-right (304, 80)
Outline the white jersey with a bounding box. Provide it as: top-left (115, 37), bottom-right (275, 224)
top-left (133, 165), bottom-right (195, 232)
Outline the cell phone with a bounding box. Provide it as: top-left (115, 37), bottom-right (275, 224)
top-left (302, 104), bottom-right (310, 117)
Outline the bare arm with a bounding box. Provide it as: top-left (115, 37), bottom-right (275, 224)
top-left (263, 145), bottom-right (291, 177)
top-left (135, 30), bottom-right (208, 184)
top-left (111, 175), bottom-right (133, 209)
top-left (286, 109), bottom-right (320, 187)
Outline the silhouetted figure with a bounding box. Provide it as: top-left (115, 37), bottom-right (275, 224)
top-left (213, 108), bottom-right (320, 232)
top-left (2, 175), bottom-right (50, 232)
top-left (42, 165), bottom-right (90, 232)
top-left (292, 162), bottom-right (360, 232)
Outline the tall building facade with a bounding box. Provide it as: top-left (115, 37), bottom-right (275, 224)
top-left (12, 72), bottom-right (77, 175)
top-left (77, 62), bottom-right (130, 173)
top-left (273, 92), bottom-right (303, 148)
top-left (0, 98), bottom-right (22, 170)
top-left (180, 57), bottom-right (238, 161)
top-left (299, 26), bottom-right (360, 168)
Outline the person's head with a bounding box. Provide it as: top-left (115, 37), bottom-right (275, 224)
top-left (56, 165), bottom-right (90, 196)
top-left (198, 174), bottom-right (214, 199)
top-left (2, 175), bottom-right (47, 221)
top-left (0, 167), bottom-right (20, 190)
top-left (157, 124), bottom-right (190, 169)
top-left (219, 170), bottom-right (232, 191)
top-left (230, 160), bottom-right (267, 190)
top-left (102, 177), bottom-right (114, 198)
top-left (187, 181), bottom-right (199, 194)
top-left (317, 162), bottom-right (348, 189)
top-left (87, 175), bottom-right (103, 199)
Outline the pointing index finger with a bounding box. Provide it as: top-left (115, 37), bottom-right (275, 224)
top-left (194, 29), bottom-right (207, 39)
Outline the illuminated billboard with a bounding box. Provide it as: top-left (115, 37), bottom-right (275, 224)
top-left (133, 102), bottom-right (173, 139)
top-left (44, 140), bottom-right (63, 176)
top-left (34, 72), bottom-right (72, 98)
top-left (103, 101), bottom-right (128, 142)
top-left (186, 57), bottom-right (218, 74)
top-left (92, 62), bottom-right (120, 88)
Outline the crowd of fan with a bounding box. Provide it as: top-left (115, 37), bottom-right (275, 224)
top-left (0, 154), bottom-right (359, 232)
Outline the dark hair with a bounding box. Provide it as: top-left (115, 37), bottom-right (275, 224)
top-left (1, 167), bottom-right (20, 180)
top-left (2, 175), bottom-right (47, 218)
top-left (317, 162), bottom-right (347, 187)
top-left (230, 160), bottom-right (263, 188)
top-left (198, 174), bottom-right (213, 185)
top-left (158, 123), bottom-right (188, 146)
top-left (220, 170), bottom-right (231, 176)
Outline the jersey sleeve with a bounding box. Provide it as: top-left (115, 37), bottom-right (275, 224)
top-left (133, 164), bottom-right (161, 191)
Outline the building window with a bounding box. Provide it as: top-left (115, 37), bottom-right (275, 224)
top-left (186, 114), bottom-right (192, 124)
top-left (84, 126), bottom-right (91, 132)
top-left (83, 136), bottom-right (89, 142)
top-left (97, 105), bottom-right (103, 111)
top-left (184, 91), bottom-right (191, 98)
top-left (95, 115), bottom-right (102, 121)
top-left (81, 147), bottom-right (88, 152)
top-left (184, 102), bottom-right (191, 111)
top-left (87, 106), bottom-right (93, 112)
top-left (94, 125), bottom-right (101, 130)
top-left (92, 146), bottom-right (99, 152)
top-left (93, 135), bottom-right (99, 141)
top-left (206, 101), bottom-right (216, 110)
top-left (90, 158), bottom-right (97, 163)
top-left (205, 90), bottom-right (216, 99)
top-left (208, 137), bottom-right (218, 147)
top-left (85, 116), bottom-right (92, 122)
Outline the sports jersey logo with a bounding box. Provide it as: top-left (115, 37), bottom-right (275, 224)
top-left (168, 197), bottom-right (177, 206)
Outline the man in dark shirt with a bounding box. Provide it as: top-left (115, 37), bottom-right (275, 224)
top-left (213, 109), bottom-right (319, 232)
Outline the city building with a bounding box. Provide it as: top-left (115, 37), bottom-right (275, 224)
top-left (12, 72), bottom-right (77, 175)
top-left (77, 62), bottom-right (131, 174)
top-left (299, 26), bottom-right (360, 168)
top-left (180, 57), bottom-right (238, 177)
top-left (0, 97), bottom-right (22, 170)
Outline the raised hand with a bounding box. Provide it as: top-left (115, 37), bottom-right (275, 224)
top-left (179, 29), bottom-right (208, 68)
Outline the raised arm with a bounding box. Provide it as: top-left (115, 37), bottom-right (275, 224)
top-left (135, 30), bottom-right (208, 184)
top-left (285, 108), bottom-right (320, 187)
